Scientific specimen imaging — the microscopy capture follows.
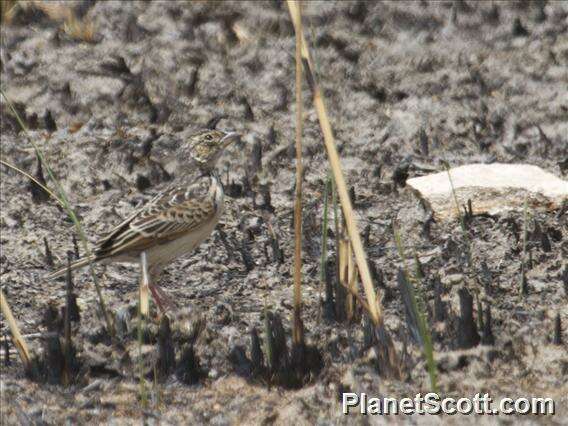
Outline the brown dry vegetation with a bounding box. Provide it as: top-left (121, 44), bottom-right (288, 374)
top-left (1, 1), bottom-right (567, 424)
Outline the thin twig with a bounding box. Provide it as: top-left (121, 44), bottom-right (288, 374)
top-left (292, 0), bottom-right (304, 346)
top-left (337, 273), bottom-right (371, 315)
top-left (0, 289), bottom-right (31, 371)
top-left (0, 159), bottom-right (64, 207)
top-left (347, 242), bottom-right (358, 321)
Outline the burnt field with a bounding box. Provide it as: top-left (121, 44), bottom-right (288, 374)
top-left (1, 1), bottom-right (567, 424)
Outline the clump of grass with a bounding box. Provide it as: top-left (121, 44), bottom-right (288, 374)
top-left (286, 0), bottom-right (382, 326)
top-left (286, 2), bottom-right (402, 377)
top-left (321, 175), bottom-right (373, 321)
top-left (393, 221), bottom-right (438, 392)
top-left (236, 306), bottom-right (322, 389)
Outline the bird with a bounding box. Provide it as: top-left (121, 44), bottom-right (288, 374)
top-left (45, 129), bottom-right (240, 312)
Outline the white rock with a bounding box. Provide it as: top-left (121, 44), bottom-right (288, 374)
top-left (406, 163), bottom-right (568, 220)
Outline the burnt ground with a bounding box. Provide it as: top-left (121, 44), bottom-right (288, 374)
top-left (1, 1), bottom-right (567, 424)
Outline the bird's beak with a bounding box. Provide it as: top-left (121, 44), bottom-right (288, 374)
top-left (221, 132), bottom-right (240, 147)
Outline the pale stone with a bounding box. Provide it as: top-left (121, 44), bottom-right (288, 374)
top-left (406, 163), bottom-right (568, 220)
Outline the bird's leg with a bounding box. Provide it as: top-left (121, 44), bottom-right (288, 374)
top-left (148, 285), bottom-right (167, 314)
top-left (140, 255), bottom-right (173, 314)
top-left (140, 254), bottom-right (170, 314)
top-left (153, 285), bottom-right (175, 312)
top-left (139, 251), bottom-right (151, 316)
top-left (148, 265), bottom-right (176, 313)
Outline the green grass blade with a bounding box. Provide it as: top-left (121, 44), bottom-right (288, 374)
top-left (393, 222), bottom-right (438, 392)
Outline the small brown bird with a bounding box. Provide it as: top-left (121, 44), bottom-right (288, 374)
top-left (46, 129), bottom-right (240, 312)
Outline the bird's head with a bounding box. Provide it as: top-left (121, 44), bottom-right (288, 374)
top-left (187, 129), bottom-right (240, 170)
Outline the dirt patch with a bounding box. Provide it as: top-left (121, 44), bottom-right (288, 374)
top-left (1, 1), bottom-right (567, 424)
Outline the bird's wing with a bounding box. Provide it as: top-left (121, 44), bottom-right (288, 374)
top-left (94, 177), bottom-right (217, 258)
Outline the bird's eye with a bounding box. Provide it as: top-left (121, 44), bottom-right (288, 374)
top-left (205, 134), bottom-right (214, 141)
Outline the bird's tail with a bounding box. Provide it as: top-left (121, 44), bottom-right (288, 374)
top-left (44, 255), bottom-right (97, 280)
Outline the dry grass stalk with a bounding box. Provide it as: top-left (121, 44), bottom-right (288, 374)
top-left (0, 159), bottom-right (64, 207)
top-left (347, 242), bottom-right (358, 321)
top-left (33, 1), bottom-right (74, 22)
top-left (0, 289), bottom-right (31, 371)
top-left (291, 0), bottom-right (304, 345)
top-left (338, 224), bottom-right (359, 321)
top-left (63, 13), bottom-right (96, 43)
top-left (286, 0), bottom-right (382, 326)
top-left (41, 1), bottom-right (97, 43)
top-left (337, 271), bottom-right (371, 315)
